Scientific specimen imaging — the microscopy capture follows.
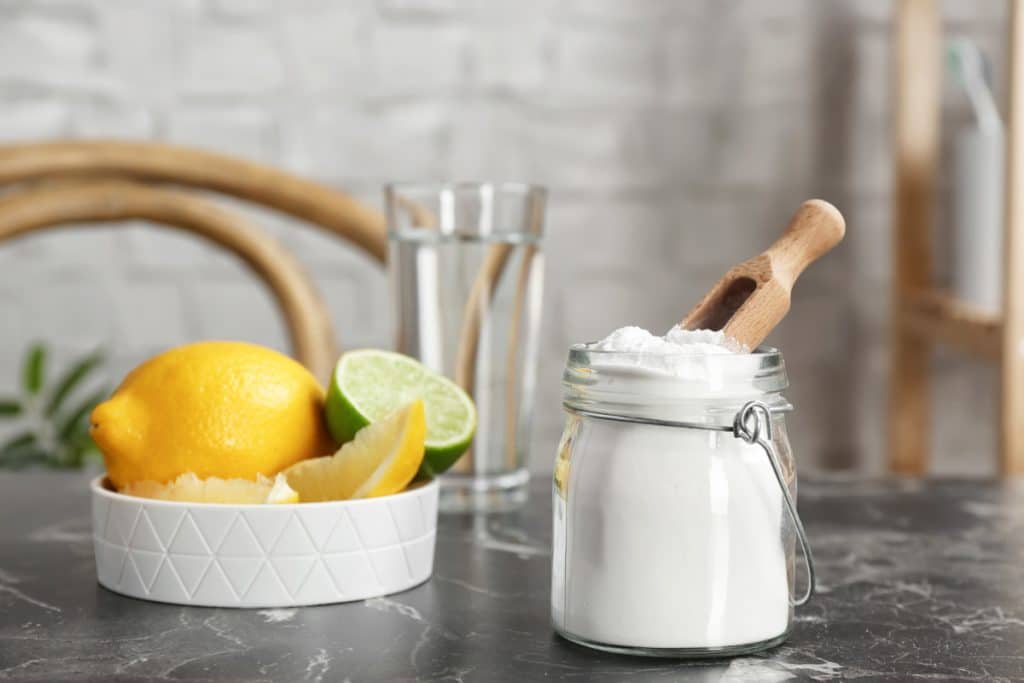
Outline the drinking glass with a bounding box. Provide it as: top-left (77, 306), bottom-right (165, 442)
top-left (386, 182), bottom-right (546, 512)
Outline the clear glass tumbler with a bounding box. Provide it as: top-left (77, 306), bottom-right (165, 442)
top-left (386, 182), bottom-right (546, 512)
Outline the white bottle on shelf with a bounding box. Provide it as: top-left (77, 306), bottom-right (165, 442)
top-left (948, 39), bottom-right (1004, 314)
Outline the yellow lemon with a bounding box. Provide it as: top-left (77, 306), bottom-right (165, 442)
top-left (91, 341), bottom-right (336, 490)
top-left (123, 472), bottom-right (299, 504)
top-left (283, 400), bottom-right (426, 501)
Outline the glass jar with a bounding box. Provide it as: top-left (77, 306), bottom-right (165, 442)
top-left (551, 344), bottom-right (812, 658)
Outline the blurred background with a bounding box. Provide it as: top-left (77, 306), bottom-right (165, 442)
top-left (0, 0), bottom-right (1009, 475)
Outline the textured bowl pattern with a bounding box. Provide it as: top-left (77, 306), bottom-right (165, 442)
top-left (91, 476), bottom-right (438, 607)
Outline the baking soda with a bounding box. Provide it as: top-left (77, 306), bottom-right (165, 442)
top-left (552, 325), bottom-right (790, 651)
top-left (591, 325), bottom-right (736, 356)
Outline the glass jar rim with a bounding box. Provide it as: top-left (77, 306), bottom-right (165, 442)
top-left (562, 343), bottom-right (789, 413)
top-left (567, 343), bottom-right (784, 368)
top-left (569, 342), bottom-right (779, 358)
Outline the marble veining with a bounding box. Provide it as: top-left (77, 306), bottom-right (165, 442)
top-left (257, 608), bottom-right (297, 624)
top-left (1, 472), bottom-right (1023, 681)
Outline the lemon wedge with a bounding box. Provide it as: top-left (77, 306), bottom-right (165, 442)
top-left (283, 400), bottom-right (427, 501)
top-left (122, 472), bottom-right (299, 504)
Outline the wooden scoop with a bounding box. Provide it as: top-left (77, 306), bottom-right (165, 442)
top-left (680, 199), bottom-right (845, 350)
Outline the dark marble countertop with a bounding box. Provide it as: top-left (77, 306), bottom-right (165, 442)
top-left (1, 471), bottom-right (1023, 681)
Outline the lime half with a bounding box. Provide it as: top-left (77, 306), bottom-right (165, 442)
top-left (325, 350), bottom-right (476, 477)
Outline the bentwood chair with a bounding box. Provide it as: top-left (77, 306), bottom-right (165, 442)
top-left (0, 141), bottom-right (389, 380)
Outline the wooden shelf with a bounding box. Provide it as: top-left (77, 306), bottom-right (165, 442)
top-left (891, 0), bottom-right (1024, 474)
top-left (900, 290), bottom-right (1002, 361)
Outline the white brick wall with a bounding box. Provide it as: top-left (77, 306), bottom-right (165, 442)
top-left (0, 0), bottom-right (1007, 475)
top-left (180, 24), bottom-right (285, 96)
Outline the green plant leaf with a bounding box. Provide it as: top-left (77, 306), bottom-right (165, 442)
top-left (61, 425), bottom-right (99, 469)
top-left (83, 446), bottom-right (102, 464)
top-left (66, 446), bottom-right (84, 468)
top-left (57, 387), bottom-right (108, 442)
top-left (1, 430), bottom-right (36, 452)
top-left (43, 455), bottom-right (67, 469)
top-left (0, 432), bottom-right (45, 470)
top-left (45, 350), bottom-right (104, 417)
top-left (0, 442), bottom-right (49, 470)
top-left (75, 439), bottom-right (102, 467)
top-left (22, 343), bottom-right (46, 396)
top-left (50, 440), bottom-right (74, 468)
top-left (0, 399), bottom-right (21, 417)
top-left (68, 422), bottom-right (93, 447)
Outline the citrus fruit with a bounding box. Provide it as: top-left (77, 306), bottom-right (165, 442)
top-left (122, 472), bottom-right (299, 504)
top-left (91, 341), bottom-right (336, 490)
top-left (324, 350), bottom-right (476, 476)
top-left (283, 400), bottom-right (426, 501)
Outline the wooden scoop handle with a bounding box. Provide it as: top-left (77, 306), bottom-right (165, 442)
top-left (679, 199), bottom-right (845, 351)
top-left (765, 199), bottom-right (846, 287)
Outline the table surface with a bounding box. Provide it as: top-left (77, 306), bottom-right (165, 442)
top-left (1, 472), bottom-right (1023, 682)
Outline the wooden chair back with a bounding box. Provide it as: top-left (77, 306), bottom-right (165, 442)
top-left (0, 141), bottom-right (389, 380)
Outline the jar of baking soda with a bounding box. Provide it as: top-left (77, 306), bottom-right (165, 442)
top-left (551, 326), bottom-right (815, 658)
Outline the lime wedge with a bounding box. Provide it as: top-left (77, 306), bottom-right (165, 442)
top-left (325, 350), bottom-right (476, 476)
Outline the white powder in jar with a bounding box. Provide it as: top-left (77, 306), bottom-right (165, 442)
top-left (591, 325), bottom-right (736, 356)
top-left (552, 325), bottom-right (791, 651)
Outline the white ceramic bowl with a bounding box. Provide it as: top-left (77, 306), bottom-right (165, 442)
top-left (90, 476), bottom-right (438, 608)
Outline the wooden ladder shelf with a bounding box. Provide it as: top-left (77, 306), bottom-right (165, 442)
top-left (891, 0), bottom-right (1024, 475)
